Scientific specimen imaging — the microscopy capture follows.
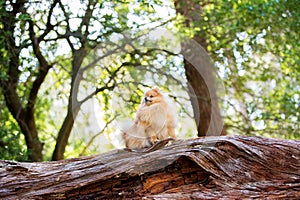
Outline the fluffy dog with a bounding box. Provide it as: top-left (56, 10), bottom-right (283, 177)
top-left (122, 88), bottom-right (176, 149)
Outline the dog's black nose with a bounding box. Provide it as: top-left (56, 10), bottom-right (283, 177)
top-left (144, 97), bottom-right (149, 102)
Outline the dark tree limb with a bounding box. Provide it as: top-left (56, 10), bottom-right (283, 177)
top-left (27, 19), bottom-right (52, 111)
top-left (0, 136), bottom-right (299, 199)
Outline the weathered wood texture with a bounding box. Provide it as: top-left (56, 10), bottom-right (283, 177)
top-left (0, 136), bottom-right (299, 199)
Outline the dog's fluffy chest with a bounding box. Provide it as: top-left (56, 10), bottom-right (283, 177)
top-left (139, 103), bottom-right (167, 125)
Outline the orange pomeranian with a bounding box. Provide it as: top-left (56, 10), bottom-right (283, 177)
top-left (122, 88), bottom-right (176, 149)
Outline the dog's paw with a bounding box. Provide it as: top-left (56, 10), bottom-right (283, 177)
top-left (150, 135), bottom-right (159, 144)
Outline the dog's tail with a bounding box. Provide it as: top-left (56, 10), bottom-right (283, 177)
top-left (122, 127), bottom-right (150, 149)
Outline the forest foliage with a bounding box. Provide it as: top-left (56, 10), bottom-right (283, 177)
top-left (0, 0), bottom-right (299, 161)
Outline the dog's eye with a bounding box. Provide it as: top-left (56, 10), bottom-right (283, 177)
top-left (150, 95), bottom-right (153, 98)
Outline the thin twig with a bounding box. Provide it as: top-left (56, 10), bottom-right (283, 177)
top-left (79, 117), bottom-right (115, 156)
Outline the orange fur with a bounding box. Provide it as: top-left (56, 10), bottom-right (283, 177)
top-left (122, 88), bottom-right (176, 149)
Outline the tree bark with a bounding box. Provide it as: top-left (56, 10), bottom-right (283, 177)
top-left (174, 0), bottom-right (226, 137)
top-left (1, 136), bottom-right (299, 199)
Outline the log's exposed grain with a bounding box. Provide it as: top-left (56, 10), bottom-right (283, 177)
top-left (0, 136), bottom-right (299, 199)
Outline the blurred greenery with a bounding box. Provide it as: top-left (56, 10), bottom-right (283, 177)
top-left (0, 0), bottom-right (299, 161)
top-left (199, 0), bottom-right (300, 138)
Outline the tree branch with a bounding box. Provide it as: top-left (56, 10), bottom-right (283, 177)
top-left (79, 117), bottom-right (115, 156)
top-left (37, 0), bottom-right (59, 43)
top-left (78, 85), bottom-right (116, 107)
top-left (78, 0), bottom-right (96, 41)
top-left (80, 42), bottom-right (128, 72)
top-left (27, 19), bottom-right (51, 112)
top-left (80, 18), bottom-right (177, 73)
top-left (57, 0), bottom-right (75, 52)
top-left (78, 61), bottom-right (136, 106)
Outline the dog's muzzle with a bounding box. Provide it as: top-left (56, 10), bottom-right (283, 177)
top-left (144, 97), bottom-right (152, 103)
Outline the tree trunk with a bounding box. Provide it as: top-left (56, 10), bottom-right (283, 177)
top-left (52, 48), bottom-right (86, 161)
top-left (0, 2), bottom-right (44, 162)
top-left (18, 112), bottom-right (43, 162)
top-left (1, 136), bottom-right (299, 199)
top-left (52, 107), bottom-right (80, 161)
top-left (1, 81), bottom-right (43, 162)
top-left (174, 0), bottom-right (226, 137)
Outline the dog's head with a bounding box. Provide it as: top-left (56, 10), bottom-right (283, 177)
top-left (143, 88), bottom-right (163, 106)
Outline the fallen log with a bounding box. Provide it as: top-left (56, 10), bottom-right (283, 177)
top-left (0, 136), bottom-right (299, 199)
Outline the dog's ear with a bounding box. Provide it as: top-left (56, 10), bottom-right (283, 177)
top-left (152, 87), bottom-right (160, 93)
